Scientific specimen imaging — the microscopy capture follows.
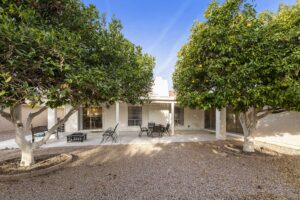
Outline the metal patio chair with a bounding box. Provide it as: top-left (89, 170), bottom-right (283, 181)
top-left (162, 123), bottom-right (170, 136)
top-left (147, 122), bottom-right (155, 136)
top-left (101, 123), bottom-right (119, 143)
top-left (139, 124), bottom-right (149, 137)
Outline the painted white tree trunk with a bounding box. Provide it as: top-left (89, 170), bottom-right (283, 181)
top-left (20, 144), bottom-right (34, 166)
top-left (239, 110), bottom-right (256, 153)
top-left (1, 105), bottom-right (80, 166)
top-left (241, 124), bottom-right (255, 152)
top-left (15, 123), bottom-right (35, 166)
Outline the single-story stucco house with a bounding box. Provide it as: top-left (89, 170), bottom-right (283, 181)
top-left (1, 77), bottom-right (299, 147)
top-left (46, 77), bottom-right (300, 143)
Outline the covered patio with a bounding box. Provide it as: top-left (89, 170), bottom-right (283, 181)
top-left (0, 130), bottom-right (216, 150)
top-left (47, 97), bottom-right (227, 139)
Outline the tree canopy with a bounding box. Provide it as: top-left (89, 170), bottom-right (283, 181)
top-left (173, 0), bottom-right (300, 113)
top-left (0, 0), bottom-right (154, 166)
top-left (0, 0), bottom-right (154, 110)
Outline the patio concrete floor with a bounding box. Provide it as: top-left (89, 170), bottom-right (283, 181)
top-left (0, 129), bottom-right (299, 154)
top-left (0, 130), bottom-right (216, 150)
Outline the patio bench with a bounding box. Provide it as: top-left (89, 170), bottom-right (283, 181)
top-left (31, 125), bottom-right (59, 143)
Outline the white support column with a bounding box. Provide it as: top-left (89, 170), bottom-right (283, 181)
top-left (116, 101), bottom-right (120, 125)
top-left (216, 108), bottom-right (226, 140)
top-left (171, 102), bottom-right (175, 135)
top-left (47, 108), bottom-right (57, 129)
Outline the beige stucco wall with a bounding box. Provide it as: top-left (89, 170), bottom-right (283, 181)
top-left (0, 108), bottom-right (14, 132)
top-left (21, 105), bottom-right (48, 128)
top-left (64, 103), bottom-right (205, 133)
top-left (175, 107), bottom-right (205, 131)
top-left (104, 104), bottom-right (117, 130)
top-left (148, 104), bottom-right (170, 125)
top-left (255, 111), bottom-right (300, 137)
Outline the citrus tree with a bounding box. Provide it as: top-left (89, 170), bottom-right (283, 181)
top-left (0, 0), bottom-right (154, 166)
top-left (173, 0), bottom-right (300, 152)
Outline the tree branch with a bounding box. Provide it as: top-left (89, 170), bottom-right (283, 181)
top-left (4, 45), bottom-right (14, 60)
top-left (9, 104), bottom-right (23, 123)
top-left (0, 107), bottom-right (12, 122)
top-left (256, 110), bottom-right (272, 120)
top-left (25, 106), bottom-right (48, 130)
top-left (32, 106), bottom-right (80, 149)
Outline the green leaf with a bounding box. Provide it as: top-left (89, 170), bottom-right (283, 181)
top-left (5, 76), bottom-right (12, 83)
top-left (0, 91), bottom-right (6, 96)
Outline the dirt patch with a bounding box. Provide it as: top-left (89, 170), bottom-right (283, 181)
top-left (0, 154), bottom-right (69, 175)
top-left (204, 140), bottom-right (280, 157)
top-left (222, 142), bottom-right (280, 156)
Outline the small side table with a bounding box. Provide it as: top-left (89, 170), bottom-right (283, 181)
top-left (67, 132), bottom-right (87, 142)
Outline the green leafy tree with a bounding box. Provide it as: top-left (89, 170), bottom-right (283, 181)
top-left (0, 0), bottom-right (154, 166)
top-left (173, 0), bottom-right (300, 152)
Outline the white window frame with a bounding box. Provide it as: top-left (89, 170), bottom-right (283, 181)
top-left (128, 106), bottom-right (142, 126)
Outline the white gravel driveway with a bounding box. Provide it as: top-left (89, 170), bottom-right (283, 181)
top-left (0, 141), bottom-right (299, 200)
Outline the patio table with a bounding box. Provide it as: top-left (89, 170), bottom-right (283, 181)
top-left (150, 125), bottom-right (165, 137)
top-left (67, 132), bottom-right (87, 142)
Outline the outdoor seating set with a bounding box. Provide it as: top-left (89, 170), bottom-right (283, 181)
top-left (31, 124), bottom-right (87, 143)
top-left (32, 121), bottom-right (168, 144)
top-left (139, 122), bottom-right (170, 137)
top-left (65, 124), bottom-right (119, 143)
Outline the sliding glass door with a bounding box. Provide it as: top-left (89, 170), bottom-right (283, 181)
top-left (204, 108), bottom-right (216, 130)
top-left (80, 106), bottom-right (103, 130)
top-left (204, 107), bottom-right (243, 134)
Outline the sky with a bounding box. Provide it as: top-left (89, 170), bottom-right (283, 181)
top-left (82, 0), bottom-right (297, 89)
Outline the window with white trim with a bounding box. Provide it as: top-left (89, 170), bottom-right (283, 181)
top-left (128, 106), bottom-right (142, 126)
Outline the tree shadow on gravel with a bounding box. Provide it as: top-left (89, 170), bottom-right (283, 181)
top-left (0, 140), bottom-right (299, 200)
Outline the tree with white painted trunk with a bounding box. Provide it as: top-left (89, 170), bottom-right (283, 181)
top-left (238, 107), bottom-right (273, 152)
top-left (0, 105), bottom-right (78, 166)
top-left (0, 0), bottom-right (154, 166)
top-left (173, 0), bottom-right (300, 152)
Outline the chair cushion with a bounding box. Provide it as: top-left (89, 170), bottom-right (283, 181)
top-left (34, 132), bottom-right (45, 137)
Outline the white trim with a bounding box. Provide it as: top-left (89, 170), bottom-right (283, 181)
top-left (77, 128), bottom-right (104, 132)
top-left (202, 128), bottom-right (216, 133)
top-left (149, 96), bottom-right (176, 101)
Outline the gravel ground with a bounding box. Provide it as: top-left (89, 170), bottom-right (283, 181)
top-left (0, 141), bottom-right (299, 200)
